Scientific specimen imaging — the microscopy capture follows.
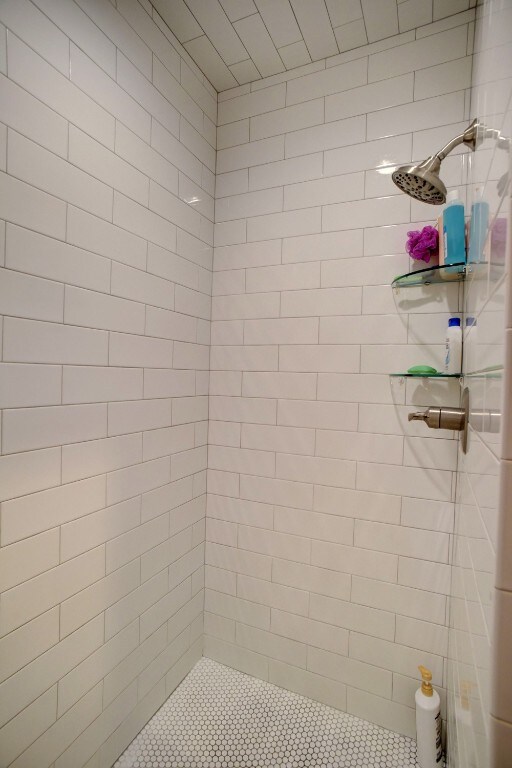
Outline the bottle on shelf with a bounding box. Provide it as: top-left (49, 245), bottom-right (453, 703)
top-left (468, 187), bottom-right (489, 264)
top-left (437, 214), bottom-right (445, 266)
top-left (445, 317), bottom-right (462, 374)
top-left (443, 189), bottom-right (466, 268)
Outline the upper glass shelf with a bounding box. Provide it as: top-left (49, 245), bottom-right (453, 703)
top-left (391, 262), bottom-right (466, 289)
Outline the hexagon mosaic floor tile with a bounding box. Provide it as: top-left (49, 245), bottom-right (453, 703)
top-left (114, 657), bottom-right (420, 767)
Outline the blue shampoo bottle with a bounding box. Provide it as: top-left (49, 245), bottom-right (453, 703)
top-left (443, 189), bottom-right (466, 265)
top-left (468, 187), bottom-right (489, 264)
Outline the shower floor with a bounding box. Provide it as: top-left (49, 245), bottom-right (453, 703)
top-left (114, 657), bottom-right (419, 767)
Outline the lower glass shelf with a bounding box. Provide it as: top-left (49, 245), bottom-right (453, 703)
top-left (389, 372), bottom-right (461, 378)
top-left (465, 365), bottom-right (503, 379)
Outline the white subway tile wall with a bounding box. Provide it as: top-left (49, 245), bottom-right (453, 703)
top-left (6, 2), bottom-right (512, 766)
top-left (206, 10), bottom-right (476, 741)
top-left (0, 1), bottom-right (212, 766)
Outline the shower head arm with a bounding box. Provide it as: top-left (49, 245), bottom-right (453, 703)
top-left (436, 118), bottom-right (478, 161)
top-left (435, 118), bottom-right (511, 162)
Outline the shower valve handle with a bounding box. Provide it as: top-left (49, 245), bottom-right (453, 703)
top-left (407, 389), bottom-right (470, 453)
top-left (408, 406), bottom-right (465, 431)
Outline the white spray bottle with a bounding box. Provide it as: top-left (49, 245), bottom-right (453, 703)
top-left (415, 665), bottom-right (442, 768)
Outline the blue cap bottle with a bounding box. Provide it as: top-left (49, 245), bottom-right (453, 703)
top-left (445, 317), bottom-right (462, 373)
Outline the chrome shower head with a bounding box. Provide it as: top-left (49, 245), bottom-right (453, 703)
top-left (392, 155), bottom-right (447, 205)
top-left (392, 118), bottom-right (479, 205)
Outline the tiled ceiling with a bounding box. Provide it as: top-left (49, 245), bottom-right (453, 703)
top-left (150, 0), bottom-right (471, 92)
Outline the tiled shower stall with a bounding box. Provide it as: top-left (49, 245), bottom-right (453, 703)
top-left (0, 1), bottom-right (510, 767)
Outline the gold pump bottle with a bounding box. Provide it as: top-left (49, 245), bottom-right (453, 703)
top-left (415, 666), bottom-right (442, 767)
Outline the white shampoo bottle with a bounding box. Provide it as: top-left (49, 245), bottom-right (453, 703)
top-left (444, 317), bottom-right (462, 374)
top-left (416, 665), bottom-right (442, 768)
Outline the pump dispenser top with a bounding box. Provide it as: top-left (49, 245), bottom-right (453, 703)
top-left (419, 665), bottom-right (433, 696)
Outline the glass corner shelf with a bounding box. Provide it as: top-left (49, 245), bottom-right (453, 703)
top-left (389, 372), bottom-right (461, 379)
top-left (391, 262), bottom-right (466, 289)
top-left (465, 365), bottom-right (503, 380)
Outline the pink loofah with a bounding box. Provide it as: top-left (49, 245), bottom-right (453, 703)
top-left (406, 225), bottom-right (439, 263)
